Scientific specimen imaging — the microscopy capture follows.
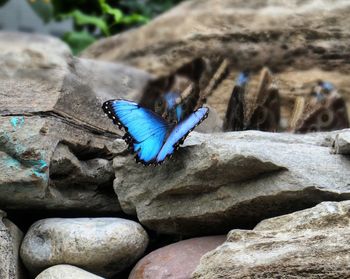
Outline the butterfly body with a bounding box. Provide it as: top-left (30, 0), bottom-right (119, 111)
top-left (163, 91), bottom-right (183, 122)
top-left (103, 99), bottom-right (209, 165)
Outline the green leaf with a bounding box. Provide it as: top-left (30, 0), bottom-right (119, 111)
top-left (99, 0), bottom-right (123, 23)
top-left (62, 31), bottom-right (96, 55)
top-left (27, 0), bottom-right (54, 23)
top-left (64, 10), bottom-right (110, 36)
top-left (98, 0), bottom-right (148, 25)
top-left (121, 13), bottom-right (149, 25)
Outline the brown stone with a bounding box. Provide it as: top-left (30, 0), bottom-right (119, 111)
top-left (129, 236), bottom-right (225, 279)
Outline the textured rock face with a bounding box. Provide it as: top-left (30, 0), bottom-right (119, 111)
top-left (0, 210), bottom-right (25, 279)
top-left (192, 201), bottom-right (350, 279)
top-left (113, 129), bottom-right (350, 235)
top-left (20, 218), bottom-right (149, 277)
top-left (0, 31), bottom-right (153, 212)
top-left (83, 0), bottom-right (350, 76)
top-left (35, 265), bottom-right (104, 279)
top-left (129, 236), bottom-right (225, 279)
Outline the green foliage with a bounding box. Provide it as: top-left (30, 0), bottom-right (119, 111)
top-left (26, 0), bottom-right (183, 54)
top-left (64, 10), bottom-right (110, 36)
top-left (99, 0), bottom-right (148, 25)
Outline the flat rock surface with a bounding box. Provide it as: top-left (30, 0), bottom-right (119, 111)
top-left (192, 201), bottom-right (350, 278)
top-left (35, 265), bottom-right (104, 279)
top-left (129, 235), bottom-right (225, 279)
top-left (20, 218), bottom-right (149, 277)
top-left (113, 129), bottom-right (350, 235)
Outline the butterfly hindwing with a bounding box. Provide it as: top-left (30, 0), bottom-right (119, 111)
top-left (103, 99), bottom-right (170, 164)
top-left (156, 107), bottom-right (209, 163)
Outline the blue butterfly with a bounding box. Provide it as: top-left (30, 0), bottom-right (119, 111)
top-left (102, 99), bottom-right (209, 165)
top-left (313, 81), bottom-right (336, 102)
top-left (236, 71), bottom-right (249, 87)
top-left (163, 91), bottom-right (183, 122)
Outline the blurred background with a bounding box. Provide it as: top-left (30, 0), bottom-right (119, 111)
top-left (0, 0), bottom-right (183, 54)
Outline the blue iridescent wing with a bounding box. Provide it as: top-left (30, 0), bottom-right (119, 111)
top-left (156, 107), bottom-right (209, 163)
top-left (103, 99), bottom-right (170, 164)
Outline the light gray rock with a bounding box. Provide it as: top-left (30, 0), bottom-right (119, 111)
top-left (192, 201), bottom-right (350, 279)
top-left (35, 265), bottom-right (104, 279)
top-left (0, 210), bottom-right (25, 279)
top-left (0, 31), bottom-right (153, 212)
top-left (20, 218), bottom-right (149, 277)
top-left (113, 129), bottom-right (350, 235)
top-left (331, 130), bottom-right (350, 154)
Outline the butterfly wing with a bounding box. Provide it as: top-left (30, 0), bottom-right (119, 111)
top-left (223, 85), bottom-right (245, 131)
top-left (103, 99), bottom-right (170, 164)
top-left (156, 107), bottom-right (209, 163)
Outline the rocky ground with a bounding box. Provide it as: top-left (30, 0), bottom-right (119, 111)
top-left (1, 0), bottom-right (350, 278)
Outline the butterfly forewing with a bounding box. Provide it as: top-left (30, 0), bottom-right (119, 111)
top-left (156, 107), bottom-right (209, 163)
top-left (103, 100), bottom-right (170, 164)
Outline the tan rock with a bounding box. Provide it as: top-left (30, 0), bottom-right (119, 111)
top-left (192, 201), bottom-right (350, 278)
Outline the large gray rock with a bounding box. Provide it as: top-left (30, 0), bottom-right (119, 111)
top-left (0, 31), bottom-right (153, 212)
top-left (20, 218), bottom-right (149, 277)
top-left (113, 129), bottom-right (350, 235)
top-left (35, 265), bottom-right (104, 279)
top-left (192, 201), bottom-right (350, 279)
top-left (0, 210), bottom-right (25, 279)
